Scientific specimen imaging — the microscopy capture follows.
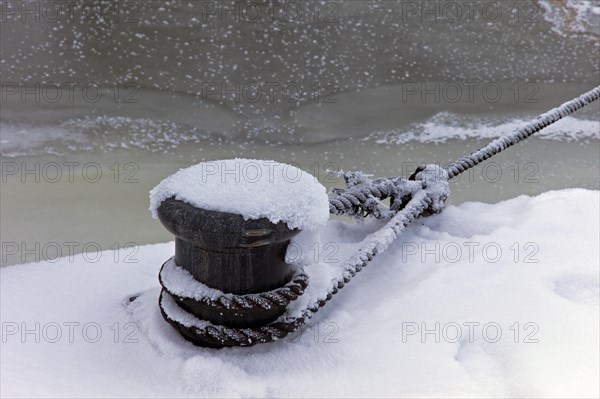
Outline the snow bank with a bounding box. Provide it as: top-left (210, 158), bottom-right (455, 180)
top-left (149, 159), bottom-right (329, 231)
top-left (2, 189), bottom-right (599, 398)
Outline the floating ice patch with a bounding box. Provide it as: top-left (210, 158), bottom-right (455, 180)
top-left (539, 0), bottom-right (600, 38)
top-left (369, 113), bottom-right (600, 145)
top-left (149, 159), bottom-right (329, 231)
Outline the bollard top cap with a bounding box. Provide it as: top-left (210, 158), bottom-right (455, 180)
top-left (149, 158), bottom-right (329, 230)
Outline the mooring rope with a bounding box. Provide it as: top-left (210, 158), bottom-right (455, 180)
top-left (159, 85), bottom-right (600, 347)
top-left (160, 180), bottom-right (440, 347)
top-left (329, 85), bottom-right (600, 218)
top-left (445, 85), bottom-right (600, 178)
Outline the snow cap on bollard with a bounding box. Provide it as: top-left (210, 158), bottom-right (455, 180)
top-left (149, 159), bottom-right (329, 346)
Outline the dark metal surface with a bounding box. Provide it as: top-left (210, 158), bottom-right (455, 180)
top-left (157, 197), bottom-right (299, 294)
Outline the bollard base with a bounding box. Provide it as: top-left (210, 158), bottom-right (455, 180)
top-left (150, 159), bottom-right (330, 348)
top-left (158, 290), bottom-right (294, 348)
top-left (158, 258), bottom-right (308, 328)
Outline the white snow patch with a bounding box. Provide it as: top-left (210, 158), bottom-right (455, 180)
top-left (149, 159), bottom-right (330, 231)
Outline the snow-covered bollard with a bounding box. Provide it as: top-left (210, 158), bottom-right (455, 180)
top-left (149, 159), bottom-right (329, 347)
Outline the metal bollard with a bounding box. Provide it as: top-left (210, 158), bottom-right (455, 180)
top-left (156, 197), bottom-right (300, 347)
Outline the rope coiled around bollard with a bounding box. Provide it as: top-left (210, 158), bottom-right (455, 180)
top-left (159, 258), bottom-right (309, 311)
top-left (159, 165), bottom-right (449, 347)
top-left (159, 86), bottom-right (600, 347)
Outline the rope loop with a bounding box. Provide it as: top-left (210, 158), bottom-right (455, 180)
top-left (411, 164), bottom-right (450, 214)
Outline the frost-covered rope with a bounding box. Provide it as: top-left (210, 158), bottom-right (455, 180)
top-left (328, 86), bottom-right (600, 217)
top-left (445, 85), bottom-right (600, 178)
top-left (160, 165), bottom-right (449, 347)
top-left (159, 86), bottom-right (600, 347)
top-left (159, 259), bottom-right (309, 311)
top-left (328, 175), bottom-right (422, 218)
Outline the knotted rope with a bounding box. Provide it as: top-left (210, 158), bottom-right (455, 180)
top-left (329, 85), bottom-right (600, 218)
top-left (159, 85), bottom-right (600, 347)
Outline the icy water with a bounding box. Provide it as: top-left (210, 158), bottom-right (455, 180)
top-left (1, 0), bottom-right (599, 266)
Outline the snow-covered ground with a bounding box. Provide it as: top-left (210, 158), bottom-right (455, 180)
top-left (2, 188), bottom-right (598, 398)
